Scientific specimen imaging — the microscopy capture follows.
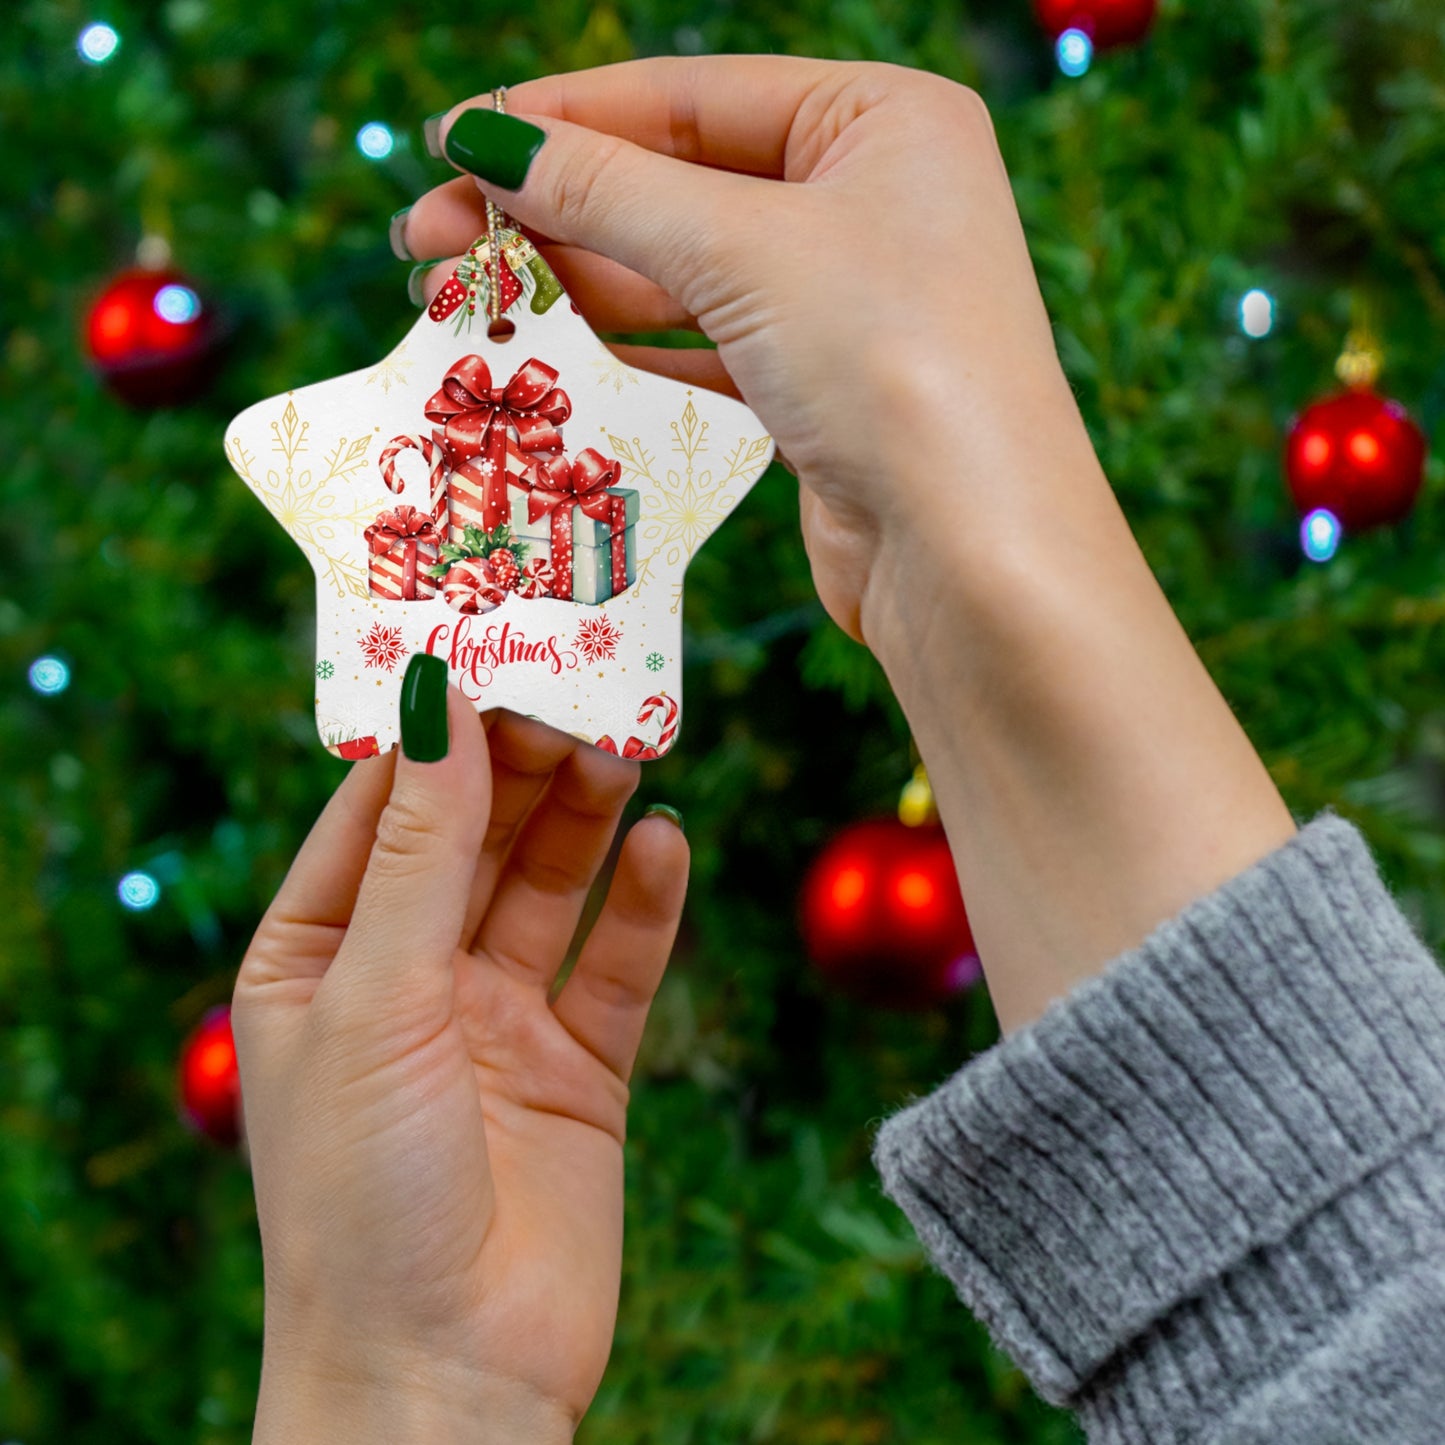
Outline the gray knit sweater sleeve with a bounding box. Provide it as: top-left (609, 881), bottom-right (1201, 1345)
top-left (871, 812), bottom-right (1445, 1444)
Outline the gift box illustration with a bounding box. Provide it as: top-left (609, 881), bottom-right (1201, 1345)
top-left (378, 355), bottom-right (638, 608)
top-left (223, 223), bottom-right (775, 758)
top-left (364, 504), bottom-right (440, 601)
top-left (506, 448), bottom-right (638, 606)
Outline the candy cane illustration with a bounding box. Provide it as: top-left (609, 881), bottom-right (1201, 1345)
top-left (378, 432), bottom-right (449, 536)
top-left (441, 557), bottom-right (507, 615)
top-left (516, 557), bottom-right (555, 599)
top-left (595, 692), bottom-right (679, 760)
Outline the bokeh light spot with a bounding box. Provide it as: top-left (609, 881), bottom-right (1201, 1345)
top-left (356, 122), bottom-right (395, 159)
top-left (946, 953), bottom-right (983, 992)
top-left (78, 22), bottom-right (120, 64)
top-left (1057, 28), bottom-right (1093, 77)
top-left (1239, 289), bottom-right (1275, 338)
top-left (28, 657), bottom-right (71, 695)
top-left (153, 284), bottom-right (201, 324)
top-left (118, 871), bottom-right (161, 911)
top-left (1301, 508), bottom-right (1341, 563)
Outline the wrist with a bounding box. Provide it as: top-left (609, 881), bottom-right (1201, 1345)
top-left (854, 407), bottom-right (1294, 1033)
top-left (857, 386), bottom-right (1121, 698)
top-left (254, 1344), bottom-right (575, 1445)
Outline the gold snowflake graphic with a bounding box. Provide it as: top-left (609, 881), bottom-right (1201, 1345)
top-left (591, 349), bottom-right (642, 394)
top-left (607, 392), bottom-right (771, 612)
top-left (225, 397), bottom-right (381, 599)
top-left (366, 341), bottom-right (414, 394)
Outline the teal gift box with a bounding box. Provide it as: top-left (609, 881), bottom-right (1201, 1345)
top-left (508, 486), bottom-right (639, 605)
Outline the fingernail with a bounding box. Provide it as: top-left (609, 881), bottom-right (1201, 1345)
top-left (400, 654), bottom-right (449, 762)
top-left (407, 260), bottom-right (446, 307)
top-left (443, 108), bottom-right (546, 191)
top-left (423, 111), bottom-right (447, 159)
top-left (644, 803), bottom-right (684, 835)
top-left (389, 206), bottom-right (413, 261)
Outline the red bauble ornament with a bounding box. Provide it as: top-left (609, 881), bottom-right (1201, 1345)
top-left (85, 267), bottom-right (219, 406)
top-left (178, 1005), bottom-right (242, 1147)
top-left (1034, 0), bottom-right (1157, 48)
top-left (1285, 388), bottom-right (1427, 533)
top-left (800, 818), bottom-right (981, 1010)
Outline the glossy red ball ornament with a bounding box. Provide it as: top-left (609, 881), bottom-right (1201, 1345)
top-left (1034, 0), bottom-right (1157, 48)
top-left (1285, 389), bottom-right (1427, 533)
top-left (800, 818), bottom-right (981, 1010)
top-left (85, 267), bottom-right (219, 406)
top-left (178, 1005), bottom-right (242, 1147)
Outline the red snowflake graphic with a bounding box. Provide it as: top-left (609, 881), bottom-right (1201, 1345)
top-left (574, 613), bottom-right (623, 666)
top-left (359, 621), bottom-right (408, 672)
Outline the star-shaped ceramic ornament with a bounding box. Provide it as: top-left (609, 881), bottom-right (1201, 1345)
top-left (224, 228), bottom-right (775, 760)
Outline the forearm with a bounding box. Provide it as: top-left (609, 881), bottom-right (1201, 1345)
top-left (860, 405), bottom-right (1296, 1033)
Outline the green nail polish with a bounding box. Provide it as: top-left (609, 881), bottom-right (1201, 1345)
top-left (443, 107), bottom-right (546, 191)
top-left (389, 206), bottom-right (413, 262)
top-left (423, 112), bottom-right (447, 159)
top-left (407, 259), bottom-right (447, 307)
top-left (644, 803), bottom-right (684, 834)
top-left (400, 654), bottom-right (449, 761)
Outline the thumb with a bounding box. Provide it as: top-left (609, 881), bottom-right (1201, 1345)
top-left (439, 105), bottom-right (765, 318)
top-left (328, 658), bottom-right (490, 1019)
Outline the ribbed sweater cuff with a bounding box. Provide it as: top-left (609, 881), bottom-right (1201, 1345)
top-left (871, 812), bottom-right (1445, 1418)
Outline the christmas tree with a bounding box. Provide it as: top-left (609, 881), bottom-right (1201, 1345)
top-left (2, 1), bottom-right (1442, 1441)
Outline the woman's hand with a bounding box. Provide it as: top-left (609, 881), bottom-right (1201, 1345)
top-left (400, 56), bottom-right (1091, 643)
top-left (234, 690), bottom-right (688, 1444)
top-left (402, 58), bottom-right (1295, 1034)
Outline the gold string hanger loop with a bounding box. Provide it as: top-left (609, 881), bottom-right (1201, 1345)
top-left (485, 86), bottom-right (515, 341)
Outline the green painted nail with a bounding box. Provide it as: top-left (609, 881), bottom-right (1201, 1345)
top-left (388, 206), bottom-right (413, 262)
top-left (443, 107), bottom-right (546, 191)
top-left (400, 654), bottom-right (448, 762)
top-left (423, 112), bottom-right (447, 159)
top-left (644, 803), bottom-right (684, 834)
top-left (407, 259), bottom-right (447, 307)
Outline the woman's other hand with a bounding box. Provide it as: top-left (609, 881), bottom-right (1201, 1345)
top-left (235, 688), bottom-right (688, 1444)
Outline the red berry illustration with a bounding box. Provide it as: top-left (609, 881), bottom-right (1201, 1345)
top-left (488, 548), bottom-right (522, 591)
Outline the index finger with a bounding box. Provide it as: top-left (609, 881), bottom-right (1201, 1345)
top-left (468, 55), bottom-right (846, 179)
top-left (237, 750), bottom-right (396, 993)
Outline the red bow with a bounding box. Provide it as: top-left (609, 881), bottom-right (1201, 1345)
top-left (595, 694), bottom-right (678, 761)
top-left (595, 734), bottom-right (662, 761)
top-left (424, 355), bottom-right (571, 533)
top-left (363, 504), bottom-right (439, 555)
top-left (521, 447), bottom-right (624, 532)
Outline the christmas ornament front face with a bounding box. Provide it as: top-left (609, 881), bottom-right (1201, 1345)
top-left (225, 231), bottom-right (774, 759)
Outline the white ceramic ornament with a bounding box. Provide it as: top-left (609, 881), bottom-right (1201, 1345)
top-left (224, 227), bottom-right (774, 760)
